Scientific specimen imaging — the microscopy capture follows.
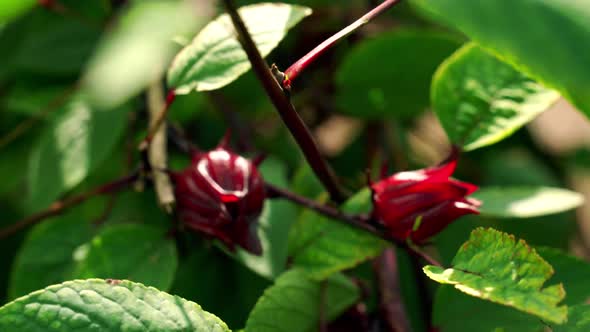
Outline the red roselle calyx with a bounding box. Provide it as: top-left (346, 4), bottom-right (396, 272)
top-left (171, 136), bottom-right (265, 255)
top-left (370, 149), bottom-right (480, 244)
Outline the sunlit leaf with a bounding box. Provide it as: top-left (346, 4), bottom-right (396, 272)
top-left (473, 186), bottom-right (584, 218)
top-left (0, 279), bottom-right (230, 332)
top-left (168, 3), bottom-right (311, 94)
top-left (432, 43), bottom-right (560, 151)
top-left (424, 228), bottom-right (567, 324)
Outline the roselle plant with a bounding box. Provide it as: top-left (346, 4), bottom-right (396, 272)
top-left (0, 0), bottom-right (590, 331)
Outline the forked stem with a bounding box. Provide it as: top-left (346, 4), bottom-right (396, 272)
top-left (283, 0), bottom-right (403, 87)
top-left (221, 0), bottom-right (347, 203)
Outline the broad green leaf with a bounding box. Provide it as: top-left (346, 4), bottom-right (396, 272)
top-left (432, 285), bottom-right (544, 332)
top-left (83, 0), bottom-right (204, 109)
top-left (0, 0), bottom-right (36, 24)
top-left (336, 29), bottom-right (460, 119)
top-left (235, 158), bottom-right (297, 279)
top-left (167, 3), bottom-right (312, 94)
top-left (553, 304), bottom-right (590, 332)
top-left (172, 247), bottom-right (270, 328)
top-left (245, 269), bottom-right (359, 332)
top-left (538, 247), bottom-right (590, 305)
top-left (28, 95), bottom-right (128, 210)
top-left (412, 0), bottom-right (590, 118)
top-left (0, 279), bottom-right (230, 332)
top-left (432, 43), bottom-right (560, 151)
top-left (423, 228), bottom-right (567, 324)
top-left (8, 208), bottom-right (98, 299)
top-left (473, 186), bottom-right (584, 218)
top-left (289, 189), bottom-right (389, 280)
top-left (73, 224), bottom-right (177, 291)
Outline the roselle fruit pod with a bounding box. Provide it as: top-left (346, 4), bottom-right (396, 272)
top-left (370, 150), bottom-right (480, 244)
top-left (171, 138), bottom-right (265, 255)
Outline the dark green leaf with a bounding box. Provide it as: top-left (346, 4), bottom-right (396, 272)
top-left (8, 208), bottom-right (98, 299)
top-left (290, 189), bottom-right (389, 280)
top-left (473, 186), bottom-right (584, 218)
top-left (336, 29), bottom-right (460, 119)
top-left (73, 224), bottom-right (178, 291)
top-left (235, 158), bottom-right (297, 279)
top-left (432, 43), bottom-right (560, 151)
top-left (432, 285), bottom-right (544, 332)
top-left (412, 0), bottom-right (590, 118)
top-left (245, 269), bottom-right (359, 332)
top-left (168, 3), bottom-right (311, 94)
top-left (27, 95), bottom-right (129, 210)
top-left (538, 247), bottom-right (590, 305)
top-left (553, 304), bottom-right (590, 332)
top-left (0, 279), bottom-right (230, 331)
top-left (424, 228), bottom-right (567, 324)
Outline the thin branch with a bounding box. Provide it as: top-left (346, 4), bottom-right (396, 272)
top-left (265, 183), bottom-right (378, 236)
top-left (375, 248), bottom-right (411, 332)
top-left (147, 81), bottom-right (175, 213)
top-left (0, 172), bottom-right (139, 239)
top-left (284, 0), bottom-right (403, 85)
top-left (266, 182), bottom-right (443, 268)
top-left (221, 0), bottom-right (347, 203)
top-left (138, 90), bottom-right (176, 151)
top-left (0, 84), bottom-right (78, 149)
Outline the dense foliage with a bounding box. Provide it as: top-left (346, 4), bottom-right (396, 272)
top-left (1, 0), bottom-right (590, 331)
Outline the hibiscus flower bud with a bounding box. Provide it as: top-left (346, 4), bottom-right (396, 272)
top-left (171, 136), bottom-right (265, 255)
top-left (370, 150), bottom-right (480, 244)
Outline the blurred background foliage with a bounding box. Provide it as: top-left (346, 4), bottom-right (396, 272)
top-left (1, 0), bottom-right (589, 331)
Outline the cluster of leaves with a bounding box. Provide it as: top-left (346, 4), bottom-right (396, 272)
top-left (1, 0), bottom-right (590, 331)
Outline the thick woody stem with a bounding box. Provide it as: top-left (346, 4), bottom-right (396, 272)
top-left (221, 0), bottom-right (347, 203)
top-left (283, 0), bottom-right (403, 85)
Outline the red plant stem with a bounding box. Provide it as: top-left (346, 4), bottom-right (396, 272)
top-left (375, 248), bottom-right (411, 332)
top-left (0, 173), bottom-right (139, 239)
top-left (283, 0), bottom-right (403, 85)
top-left (221, 0), bottom-right (347, 203)
top-left (139, 90), bottom-right (176, 150)
top-left (265, 183), bottom-right (442, 267)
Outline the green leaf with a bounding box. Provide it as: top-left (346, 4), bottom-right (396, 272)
top-left (73, 224), bottom-right (178, 292)
top-left (290, 189), bottom-right (389, 280)
top-left (0, 279), bottom-right (230, 332)
top-left (0, 0), bottom-right (36, 24)
top-left (8, 209), bottom-right (98, 299)
top-left (10, 11), bottom-right (101, 76)
top-left (553, 304), bottom-right (590, 332)
top-left (245, 269), bottom-right (359, 332)
top-left (336, 29), bottom-right (460, 119)
top-left (538, 247), bottom-right (590, 306)
top-left (235, 158), bottom-right (297, 279)
top-left (423, 228), bottom-right (567, 324)
top-left (83, 0), bottom-right (204, 109)
top-left (473, 186), bottom-right (584, 218)
top-left (432, 43), bottom-right (560, 151)
top-left (27, 95), bottom-right (129, 210)
top-left (412, 0), bottom-right (590, 118)
top-left (432, 285), bottom-right (544, 332)
top-left (167, 3), bottom-right (311, 94)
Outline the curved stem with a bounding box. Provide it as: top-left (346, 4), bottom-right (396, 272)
top-left (265, 182), bottom-right (443, 267)
top-left (283, 0), bottom-right (403, 85)
top-left (222, 0), bottom-right (347, 203)
top-left (139, 90), bottom-right (176, 151)
top-left (0, 172), bottom-right (139, 239)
